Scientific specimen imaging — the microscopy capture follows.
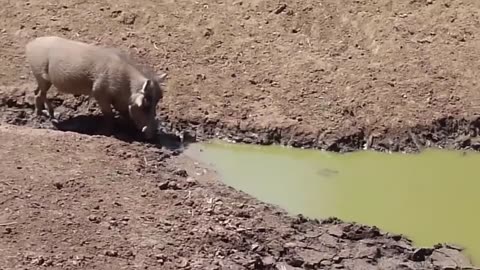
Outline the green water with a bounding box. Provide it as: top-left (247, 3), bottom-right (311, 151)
top-left (186, 140), bottom-right (480, 264)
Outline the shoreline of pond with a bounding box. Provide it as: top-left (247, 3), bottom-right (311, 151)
top-left (162, 114), bottom-right (480, 154)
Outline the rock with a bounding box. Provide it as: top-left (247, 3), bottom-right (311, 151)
top-left (177, 258), bottom-right (189, 268)
top-left (174, 169), bottom-right (188, 178)
top-left (354, 245), bottom-right (381, 259)
top-left (104, 250), bottom-right (118, 257)
top-left (274, 4), bottom-right (287, 14)
top-left (204, 28), bottom-right (213, 37)
top-left (186, 177), bottom-right (197, 187)
top-left (158, 181), bottom-right (169, 190)
top-left (168, 181), bottom-right (180, 190)
top-left (53, 181), bottom-right (63, 189)
top-left (296, 249), bottom-right (334, 266)
top-left (261, 256), bottom-right (276, 266)
top-left (234, 210), bottom-right (251, 218)
top-left (283, 242), bottom-right (306, 248)
top-left (410, 248), bottom-right (433, 262)
top-left (87, 215), bottom-right (101, 223)
top-left (431, 247), bottom-right (474, 269)
top-left (31, 256), bottom-right (45, 266)
top-left (3, 227), bottom-right (13, 234)
top-left (390, 234), bottom-right (403, 241)
top-left (327, 225), bottom-right (344, 237)
top-left (320, 260), bottom-right (333, 266)
top-left (275, 262), bottom-right (303, 270)
top-left (121, 12), bottom-right (137, 25)
top-left (318, 233), bottom-right (339, 247)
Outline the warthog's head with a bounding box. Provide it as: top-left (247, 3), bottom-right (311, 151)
top-left (128, 73), bottom-right (167, 140)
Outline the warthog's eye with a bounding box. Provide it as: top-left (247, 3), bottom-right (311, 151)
top-left (141, 95), bottom-right (154, 112)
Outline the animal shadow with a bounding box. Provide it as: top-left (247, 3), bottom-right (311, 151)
top-left (51, 114), bottom-right (191, 151)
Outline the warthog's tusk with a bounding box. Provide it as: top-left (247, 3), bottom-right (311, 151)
top-left (142, 126), bottom-right (148, 133)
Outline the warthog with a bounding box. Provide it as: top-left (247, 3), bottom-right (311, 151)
top-left (25, 35), bottom-right (167, 139)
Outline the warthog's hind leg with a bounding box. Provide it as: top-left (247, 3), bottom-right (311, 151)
top-left (33, 78), bottom-right (54, 118)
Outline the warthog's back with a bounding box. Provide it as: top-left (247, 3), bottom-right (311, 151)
top-left (25, 36), bottom-right (125, 95)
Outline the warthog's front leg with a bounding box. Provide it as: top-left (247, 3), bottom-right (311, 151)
top-left (92, 85), bottom-right (114, 136)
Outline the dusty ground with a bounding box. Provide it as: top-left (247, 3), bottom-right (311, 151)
top-left (0, 0), bottom-right (479, 269)
top-left (3, 0), bottom-right (480, 152)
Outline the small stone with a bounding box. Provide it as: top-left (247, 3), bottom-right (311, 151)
top-left (284, 242), bottom-right (297, 248)
top-left (31, 256), bottom-right (45, 265)
top-left (186, 177), bottom-right (197, 186)
top-left (327, 226), bottom-right (344, 237)
top-left (274, 3), bottom-right (287, 14)
top-left (53, 182), bottom-right (63, 189)
top-left (88, 215), bottom-right (101, 223)
top-left (155, 254), bottom-right (166, 260)
top-left (174, 169), bottom-right (188, 177)
top-left (125, 250), bottom-right (134, 257)
top-left (410, 248), bottom-right (433, 262)
top-left (320, 260), bottom-right (333, 266)
top-left (121, 12), bottom-right (137, 25)
top-left (178, 258), bottom-right (189, 268)
top-left (262, 256), bottom-right (276, 266)
top-left (204, 28), bottom-right (213, 37)
top-left (105, 250), bottom-right (118, 257)
top-left (391, 234), bottom-right (403, 241)
top-left (158, 181), bottom-right (169, 190)
top-left (168, 181), bottom-right (179, 189)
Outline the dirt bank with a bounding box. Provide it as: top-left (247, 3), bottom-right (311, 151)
top-left (2, 0), bottom-right (480, 152)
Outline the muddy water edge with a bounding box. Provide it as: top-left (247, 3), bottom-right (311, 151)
top-left (186, 140), bottom-right (480, 264)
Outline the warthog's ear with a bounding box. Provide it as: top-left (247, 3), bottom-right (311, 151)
top-left (139, 79), bottom-right (156, 107)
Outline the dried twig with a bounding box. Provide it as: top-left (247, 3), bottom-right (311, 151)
top-left (0, 222), bottom-right (17, 226)
top-left (144, 157), bottom-right (148, 167)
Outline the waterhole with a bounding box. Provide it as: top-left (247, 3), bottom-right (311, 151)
top-left (185, 140), bottom-right (480, 264)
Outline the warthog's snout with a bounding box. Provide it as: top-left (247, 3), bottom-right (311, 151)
top-left (141, 120), bottom-right (159, 140)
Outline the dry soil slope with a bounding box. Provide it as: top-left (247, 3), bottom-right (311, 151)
top-left (1, 0), bottom-right (480, 151)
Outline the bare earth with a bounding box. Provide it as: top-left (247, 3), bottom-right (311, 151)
top-left (1, 0), bottom-right (479, 269)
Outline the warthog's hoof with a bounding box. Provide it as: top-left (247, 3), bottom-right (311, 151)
top-left (51, 118), bottom-right (60, 125)
top-left (35, 109), bottom-right (52, 118)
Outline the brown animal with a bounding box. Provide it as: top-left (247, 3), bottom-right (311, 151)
top-left (25, 36), bottom-right (167, 139)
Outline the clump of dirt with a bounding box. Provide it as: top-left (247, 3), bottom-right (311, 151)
top-left (0, 125), bottom-right (474, 269)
